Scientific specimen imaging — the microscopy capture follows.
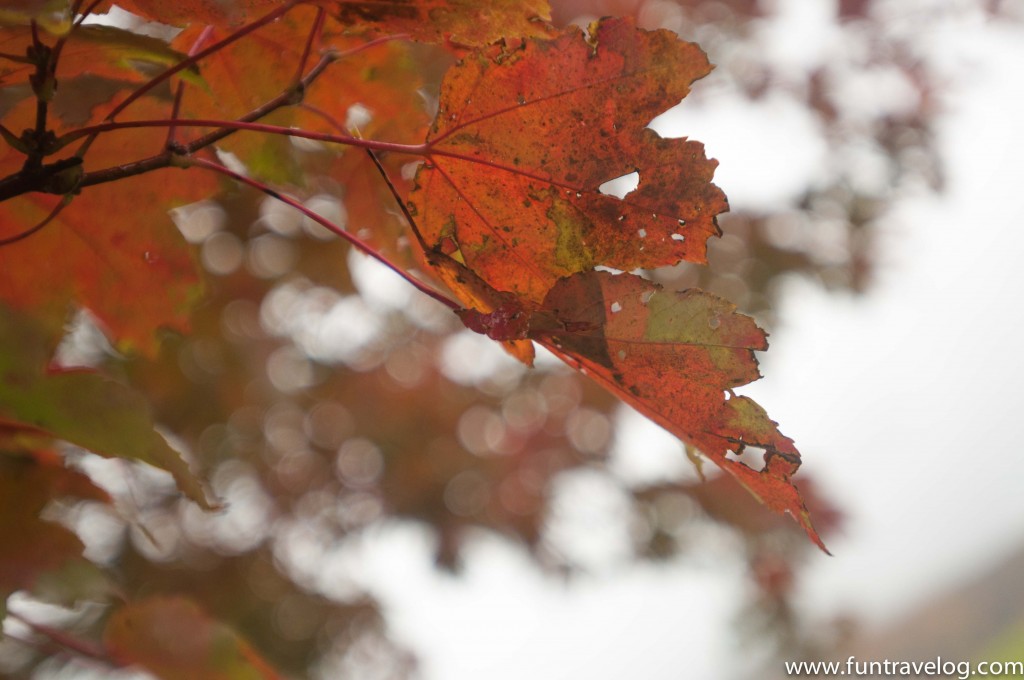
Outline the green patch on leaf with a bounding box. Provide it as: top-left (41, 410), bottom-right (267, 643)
top-left (0, 306), bottom-right (215, 508)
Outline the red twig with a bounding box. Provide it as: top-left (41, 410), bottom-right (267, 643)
top-left (71, 1), bottom-right (302, 161)
top-left (166, 25), bottom-right (216, 149)
top-left (0, 196), bottom-right (69, 247)
top-left (6, 610), bottom-right (115, 665)
top-left (294, 7), bottom-right (326, 83)
top-left (335, 32), bottom-right (412, 59)
top-left (59, 119), bottom-right (431, 157)
top-left (189, 156), bottom-right (458, 310)
top-left (105, 2), bottom-right (301, 124)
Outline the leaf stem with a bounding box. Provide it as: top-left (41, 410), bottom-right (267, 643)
top-left (299, 101), bottom-right (431, 252)
top-left (7, 610), bottom-right (115, 665)
top-left (189, 156), bottom-right (458, 310)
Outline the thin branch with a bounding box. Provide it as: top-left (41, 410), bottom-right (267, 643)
top-left (103, 1), bottom-right (301, 124)
top-left (0, 195), bottom-right (70, 247)
top-left (28, 22), bottom-right (50, 156)
top-left (176, 48), bottom-right (338, 153)
top-left (190, 155), bottom-right (458, 310)
top-left (0, 30), bottom-right (419, 203)
top-left (63, 119), bottom-right (429, 158)
top-left (72, 0), bottom-right (106, 28)
top-left (1, 47), bottom-right (346, 201)
top-left (299, 101), bottom-right (432, 253)
top-left (166, 25), bottom-right (216, 149)
top-left (0, 121), bottom-right (19, 144)
top-left (294, 7), bottom-right (326, 83)
top-left (72, 0), bottom-right (302, 160)
top-left (365, 148), bottom-right (431, 252)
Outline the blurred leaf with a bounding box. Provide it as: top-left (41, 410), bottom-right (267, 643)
top-left (105, 596), bottom-right (282, 679)
top-left (0, 450), bottom-right (108, 606)
top-left (0, 305), bottom-right (214, 508)
top-left (0, 0), bottom-right (71, 35)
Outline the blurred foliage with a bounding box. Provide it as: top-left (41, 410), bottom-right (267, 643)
top-left (1, 0), bottom-right (1013, 677)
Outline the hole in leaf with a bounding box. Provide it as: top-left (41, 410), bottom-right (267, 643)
top-left (610, 301), bottom-right (622, 313)
top-left (671, 234), bottom-right (685, 242)
top-left (598, 171), bottom-right (639, 199)
top-left (345, 103), bottom-right (373, 131)
top-left (732, 445), bottom-right (767, 469)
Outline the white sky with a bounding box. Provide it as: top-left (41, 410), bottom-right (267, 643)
top-left (348, 9), bottom-right (1024, 680)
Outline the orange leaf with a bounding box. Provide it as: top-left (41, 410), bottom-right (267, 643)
top-left (105, 596), bottom-right (282, 680)
top-left (318, 0), bottom-right (556, 46)
top-left (0, 96), bottom-right (214, 353)
top-left (411, 17), bottom-right (727, 305)
top-left (529, 271), bottom-right (827, 551)
top-left (113, 0), bottom-right (284, 27)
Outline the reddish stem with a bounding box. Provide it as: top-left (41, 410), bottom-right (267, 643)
top-left (294, 7), bottom-right (326, 83)
top-left (60, 117), bottom-right (572, 194)
top-left (190, 156), bottom-right (458, 311)
top-left (0, 196), bottom-right (69, 247)
top-left (166, 25), bottom-right (217, 149)
top-left (7, 610), bottom-right (114, 665)
top-left (335, 33), bottom-right (412, 59)
top-left (59, 119), bottom-right (430, 157)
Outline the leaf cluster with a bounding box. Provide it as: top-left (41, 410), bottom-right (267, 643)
top-left (0, 0), bottom-right (842, 675)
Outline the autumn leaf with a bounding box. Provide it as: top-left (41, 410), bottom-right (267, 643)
top-left (318, 0), bottom-right (556, 46)
top-left (0, 92), bottom-right (214, 352)
top-left (410, 17), bottom-right (728, 305)
top-left (528, 271), bottom-right (826, 550)
top-left (0, 23), bottom-right (197, 131)
top-left (0, 305), bottom-right (215, 508)
top-left (0, 177), bottom-right (208, 352)
top-left (114, 0), bottom-right (554, 45)
top-left (308, 24), bottom-right (433, 144)
top-left (56, 25), bottom-right (195, 85)
top-left (105, 596), bottom-right (282, 679)
top-left (0, 450), bottom-right (109, 609)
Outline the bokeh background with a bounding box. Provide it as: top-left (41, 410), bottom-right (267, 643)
top-left (3, 0), bottom-right (1024, 678)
